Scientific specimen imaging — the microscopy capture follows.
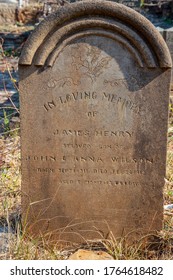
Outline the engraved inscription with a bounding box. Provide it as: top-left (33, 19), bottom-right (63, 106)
top-left (24, 153), bottom-right (154, 182)
top-left (57, 168), bottom-right (146, 175)
top-left (71, 156), bottom-right (104, 163)
top-left (47, 77), bottom-right (80, 88)
top-left (53, 129), bottom-right (134, 137)
top-left (62, 143), bottom-right (122, 149)
top-left (63, 143), bottom-right (91, 149)
top-left (44, 100), bottom-right (56, 111)
top-left (58, 180), bottom-right (141, 186)
top-left (36, 168), bottom-right (54, 173)
top-left (31, 167), bottom-right (149, 176)
top-left (87, 111), bottom-right (98, 118)
top-left (111, 157), bottom-right (153, 164)
top-left (99, 144), bottom-right (122, 149)
top-left (102, 92), bottom-right (140, 114)
top-left (24, 155), bottom-right (154, 165)
top-left (43, 91), bottom-right (140, 115)
top-left (104, 79), bottom-right (127, 88)
top-left (104, 75), bottom-right (144, 91)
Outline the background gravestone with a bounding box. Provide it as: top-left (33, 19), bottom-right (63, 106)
top-left (163, 28), bottom-right (173, 96)
top-left (19, 0), bottom-right (172, 243)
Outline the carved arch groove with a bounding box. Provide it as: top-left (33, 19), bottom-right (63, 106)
top-left (19, 0), bottom-right (172, 68)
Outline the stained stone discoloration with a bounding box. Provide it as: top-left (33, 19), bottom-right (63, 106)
top-left (19, 0), bottom-right (172, 243)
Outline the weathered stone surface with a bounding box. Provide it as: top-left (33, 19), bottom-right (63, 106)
top-left (68, 249), bottom-right (114, 260)
top-left (19, 0), bottom-right (172, 244)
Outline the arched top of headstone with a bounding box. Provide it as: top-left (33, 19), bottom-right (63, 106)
top-left (19, 0), bottom-right (172, 68)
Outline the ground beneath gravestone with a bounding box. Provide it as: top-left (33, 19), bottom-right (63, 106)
top-left (0, 20), bottom-right (173, 259)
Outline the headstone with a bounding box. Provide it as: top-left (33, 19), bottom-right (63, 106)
top-left (19, 0), bottom-right (172, 244)
top-left (163, 28), bottom-right (173, 96)
top-left (121, 0), bottom-right (140, 9)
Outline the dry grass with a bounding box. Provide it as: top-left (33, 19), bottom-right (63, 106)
top-left (0, 136), bottom-right (21, 215)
